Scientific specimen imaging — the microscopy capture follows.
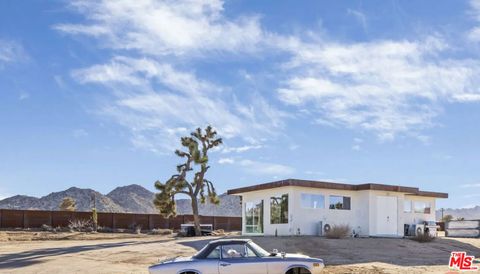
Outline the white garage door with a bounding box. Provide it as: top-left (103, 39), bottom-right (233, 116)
top-left (376, 196), bottom-right (398, 235)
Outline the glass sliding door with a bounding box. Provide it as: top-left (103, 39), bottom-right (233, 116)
top-left (245, 200), bottom-right (263, 233)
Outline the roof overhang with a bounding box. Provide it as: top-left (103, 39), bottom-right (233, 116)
top-left (227, 179), bottom-right (448, 199)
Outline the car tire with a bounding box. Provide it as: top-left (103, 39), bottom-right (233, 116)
top-left (286, 267), bottom-right (311, 274)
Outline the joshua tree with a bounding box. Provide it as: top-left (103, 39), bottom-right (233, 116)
top-left (59, 197), bottom-right (76, 211)
top-left (153, 126), bottom-right (222, 236)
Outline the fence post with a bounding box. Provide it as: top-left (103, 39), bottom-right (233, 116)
top-left (22, 210), bottom-right (26, 229)
top-left (112, 213), bottom-right (116, 230)
top-left (0, 209), bottom-right (2, 229)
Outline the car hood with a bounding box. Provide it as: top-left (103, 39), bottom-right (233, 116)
top-left (285, 253), bottom-right (310, 258)
top-left (270, 253), bottom-right (310, 259)
top-left (157, 256), bottom-right (192, 264)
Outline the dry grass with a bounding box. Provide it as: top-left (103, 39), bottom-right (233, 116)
top-left (325, 224), bottom-right (351, 239)
top-left (0, 233), bottom-right (479, 273)
top-left (410, 233), bottom-right (436, 243)
top-left (149, 229), bottom-right (173, 235)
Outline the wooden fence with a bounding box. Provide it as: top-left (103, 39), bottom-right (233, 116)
top-left (0, 209), bottom-right (241, 231)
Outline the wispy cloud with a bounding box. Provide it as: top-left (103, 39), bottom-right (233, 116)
top-left (218, 157), bottom-right (235, 164)
top-left (238, 159), bottom-right (295, 176)
top-left (463, 193), bottom-right (480, 198)
top-left (467, 0), bottom-right (480, 41)
top-left (58, 1), bottom-right (285, 153)
top-left (352, 137), bottom-right (363, 151)
top-left (0, 39), bottom-right (26, 66)
top-left (278, 36), bottom-right (480, 140)
top-left (18, 92), bottom-right (30, 101)
top-left (73, 129), bottom-right (88, 138)
top-left (218, 157), bottom-right (294, 176)
top-left (347, 9), bottom-right (367, 32)
top-left (461, 183), bottom-right (480, 188)
top-left (57, 0), bottom-right (480, 148)
top-left (54, 0), bottom-right (265, 57)
top-left (222, 144), bottom-right (263, 153)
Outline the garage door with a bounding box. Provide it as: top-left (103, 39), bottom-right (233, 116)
top-left (376, 196), bottom-right (398, 235)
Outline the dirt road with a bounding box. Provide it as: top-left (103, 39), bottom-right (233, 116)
top-left (0, 232), bottom-right (479, 273)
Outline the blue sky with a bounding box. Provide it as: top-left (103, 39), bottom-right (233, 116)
top-left (1, 0), bottom-right (480, 209)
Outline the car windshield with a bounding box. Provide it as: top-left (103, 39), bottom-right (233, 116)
top-left (248, 241), bottom-right (270, 257)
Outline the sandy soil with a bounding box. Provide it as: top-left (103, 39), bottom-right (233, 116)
top-left (0, 232), bottom-right (479, 274)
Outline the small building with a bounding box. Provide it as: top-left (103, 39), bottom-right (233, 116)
top-left (227, 179), bottom-right (448, 237)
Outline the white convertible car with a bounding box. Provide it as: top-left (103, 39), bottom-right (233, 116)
top-left (149, 239), bottom-right (324, 274)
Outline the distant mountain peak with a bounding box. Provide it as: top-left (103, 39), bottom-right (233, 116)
top-left (0, 185), bottom-right (241, 217)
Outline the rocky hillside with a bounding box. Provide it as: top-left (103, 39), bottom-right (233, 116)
top-left (436, 206), bottom-right (480, 220)
top-left (107, 185), bottom-right (156, 213)
top-left (0, 184), bottom-right (241, 216)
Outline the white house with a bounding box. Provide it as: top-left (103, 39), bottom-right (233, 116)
top-left (227, 179), bottom-right (448, 237)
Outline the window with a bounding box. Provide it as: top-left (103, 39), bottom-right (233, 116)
top-left (329, 195), bottom-right (351, 210)
top-left (270, 194), bottom-right (288, 224)
top-left (414, 201), bottom-right (431, 214)
top-left (245, 200), bottom-right (263, 233)
top-left (206, 247), bottom-right (220, 259)
top-left (301, 193), bottom-right (325, 209)
top-left (404, 200), bottom-right (412, 213)
top-left (221, 244), bottom-right (246, 258)
top-left (220, 244), bottom-right (257, 259)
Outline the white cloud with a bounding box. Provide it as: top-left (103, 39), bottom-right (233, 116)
top-left (72, 57), bottom-right (284, 151)
top-left (347, 9), bottom-right (367, 32)
top-left (73, 129), bottom-right (88, 138)
top-left (238, 159), bottom-right (295, 176)
top-left (218, 157), bottom-right (234, 164)
top-left (222, 144), bottom-right (262, 153)
top-left (58, 0), bottom-right (480, 145)
top-left (55, 0), bottom-right (265, 57)
top-left (0, 39), bottom-right (26, 65)
top-left (352, 137), bottom-right (363, 151)
top-left (468, 0), bottom-right (480, 41)
top-left (460, 183), bottom-right (480, 188)
top-left (218, 157), bottom-right (294, 176)
top-left (278, 37), bottom-right (480, 140)
top-left (56, 1), bottom-right (286, 152)
top-left (18, 92), bottom-right (30, 101)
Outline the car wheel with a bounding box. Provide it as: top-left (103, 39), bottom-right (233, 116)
top-left (180, 272), bottom-right (198, 274)
top-left (286, 267), bottom-right (311, 274)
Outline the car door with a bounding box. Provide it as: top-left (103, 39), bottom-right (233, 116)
top-left (218, 244), bottom-right (267, 274)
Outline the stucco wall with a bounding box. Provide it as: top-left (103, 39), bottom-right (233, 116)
top-left (239, 187), bottom-right (438, 237)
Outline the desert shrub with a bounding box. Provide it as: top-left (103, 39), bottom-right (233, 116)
top-left (411, 232), bottom-right (435, 243)
top-left (68, 218), bottom-right (94, 232)
top-left (325, 224), bottom-right (351, 239)
top-left (135, 225), bottom-right (143, 234)
top-left (41, 224), bottom-right (52, 232)
top-left (149, 228), bottom-right (173, 235)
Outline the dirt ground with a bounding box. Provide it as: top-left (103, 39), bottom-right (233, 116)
top-left (0, 231), bottom-right (479, 274)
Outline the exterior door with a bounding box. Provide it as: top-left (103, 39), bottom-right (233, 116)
top-left (376, 196), bottom-right (398, 235)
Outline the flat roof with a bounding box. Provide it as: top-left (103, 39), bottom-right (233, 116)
top-left (227, 179), bottom-right (448, 198)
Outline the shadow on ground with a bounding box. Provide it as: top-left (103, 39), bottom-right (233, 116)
top-left (0, 238), bottom-right (173, 269)
top-left (180, 235), bottom-right (480, 267)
